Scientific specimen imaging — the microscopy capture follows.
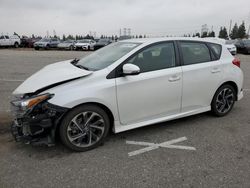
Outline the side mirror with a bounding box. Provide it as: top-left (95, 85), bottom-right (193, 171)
top-left (122, 64), bottom-right (140, 76)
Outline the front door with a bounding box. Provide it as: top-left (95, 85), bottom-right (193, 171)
top-left (116, 42), bottom-right (182, 125)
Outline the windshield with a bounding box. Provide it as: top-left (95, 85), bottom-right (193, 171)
top-left (40, 38), bottom-right (50, 42)
top-left (77, 42), bottom-right (141, 70)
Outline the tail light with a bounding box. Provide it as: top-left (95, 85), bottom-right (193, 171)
top-left (232, 58), bottom-right (240, 68)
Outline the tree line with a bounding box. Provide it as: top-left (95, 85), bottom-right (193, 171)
top-left (219, 21), bottom-right (247, 39)
top-left (184, 21), bottom-right (248, 40)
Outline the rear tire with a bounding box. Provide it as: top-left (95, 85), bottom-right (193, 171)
top-left (211, 84), bottom-right (236, 117)
top-left (60, 105), bottom-right (110, 152)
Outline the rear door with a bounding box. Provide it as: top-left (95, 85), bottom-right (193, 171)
top-left (178, 41), bottom-right (223, 112)
top-left (116, 42), bottom-right (182, 125)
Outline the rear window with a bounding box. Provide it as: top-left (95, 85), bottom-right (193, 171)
top-left (208, 43), bottom-right (222, 60)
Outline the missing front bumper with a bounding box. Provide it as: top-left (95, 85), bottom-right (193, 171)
top-left (10, 102), bottom-right (68, 146)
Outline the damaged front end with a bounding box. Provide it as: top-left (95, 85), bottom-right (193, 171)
top-left (10, 93), bottom-right (68, 146)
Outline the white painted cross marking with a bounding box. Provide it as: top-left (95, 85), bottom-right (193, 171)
top-left (126, 137), bottom-right (196, 157)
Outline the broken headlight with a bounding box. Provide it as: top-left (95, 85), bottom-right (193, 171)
top-left (11, 93), bottom-right (54, 112)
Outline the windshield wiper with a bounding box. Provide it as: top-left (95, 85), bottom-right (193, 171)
top-left (71, 58), bottom-right (91, 71)
top-left (71, 58), bottom-right (80, 65)
top-left (75, 64), bottom-right (90, 70)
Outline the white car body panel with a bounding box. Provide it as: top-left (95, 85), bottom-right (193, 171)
top-left (181, 59), bottom-right (223, 112)
top-left (12, 37), bottom-right (244, 133)
top-left (116, 67), bottom-right (182, 125)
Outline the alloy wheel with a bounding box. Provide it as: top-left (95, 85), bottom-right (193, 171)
top-left (215, 88), bottom-right (235, 114)
top-left (66, 111), bottom-right (105, 147)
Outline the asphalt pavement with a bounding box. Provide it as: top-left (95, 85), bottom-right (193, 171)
top-left (0, 49), bottom-right (250, 188)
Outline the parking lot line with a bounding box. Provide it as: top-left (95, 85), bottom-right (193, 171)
top-left (126, 137), bottom-right (196, 157)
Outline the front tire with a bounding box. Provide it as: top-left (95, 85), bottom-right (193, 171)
top-left (211, 84), bottom-right (236, 117)
top-left (60, 105), bottom-right (110, 152)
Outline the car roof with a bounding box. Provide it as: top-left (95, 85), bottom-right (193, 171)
top-left (121, 37), bottom-right (222, 45)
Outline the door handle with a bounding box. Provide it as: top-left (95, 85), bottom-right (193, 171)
top-left (211, 68), bottom-right (221, 73)
top-left (168, 75), bottom-right (181, 82)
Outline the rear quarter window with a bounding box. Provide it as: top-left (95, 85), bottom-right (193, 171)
top-left (208, 43), bottom-right (222, 60)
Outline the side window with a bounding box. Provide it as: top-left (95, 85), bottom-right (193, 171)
top-left (180, 42), bottom-right (211, 65)
top-left (0, 36), bottom-right (4, 39)
top-left (127, 42), bottom-right (176, 73)
top-left (5, 36), bottom-right (9, 39)
top-left (208, 43), bottom-right (222, 60)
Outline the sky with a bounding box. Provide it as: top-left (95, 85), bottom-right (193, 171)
top-left (0, 0), bottom-right (250, 38)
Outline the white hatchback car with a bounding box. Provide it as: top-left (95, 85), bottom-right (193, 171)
top-left (11, 38), bottom-right (243, 151)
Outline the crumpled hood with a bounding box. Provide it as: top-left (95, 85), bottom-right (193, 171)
top-left (13, 60), bottom-right (92, 95)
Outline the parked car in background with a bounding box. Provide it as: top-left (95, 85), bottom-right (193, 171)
top-left (34, 38), bottom-right (60, 50)
top-left (0, 35), bottom-right (20, 48)
top-left (225, 40), bottom-right (237, 55)
top-left (20, 36), bottom-right (41, 48)
top-left (93, 38), bottom-right (112, 50)
top-left (235, 39), bottom-right (250, 54)
top-left (11, 38), bottom-right (243, 152)
top-left (206, 37), bottom-right (237, 55)
top-left (57, 40), bottom-right (76, 50)
top-left (74, 39), bottom-right (96, 50)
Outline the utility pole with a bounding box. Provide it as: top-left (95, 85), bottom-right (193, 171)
top-left (119, 28), bottom-right (122, 37)
top-left (247, 25), bottom-right (250, 38)
top-left (123, 28), bottom-right (127, 36)
top-left (128, 28), bottom-right (131, 36)
top-left (53, 30), bottom-right (56, 37)
top-left (229, 19), bottom-right (232, 36)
